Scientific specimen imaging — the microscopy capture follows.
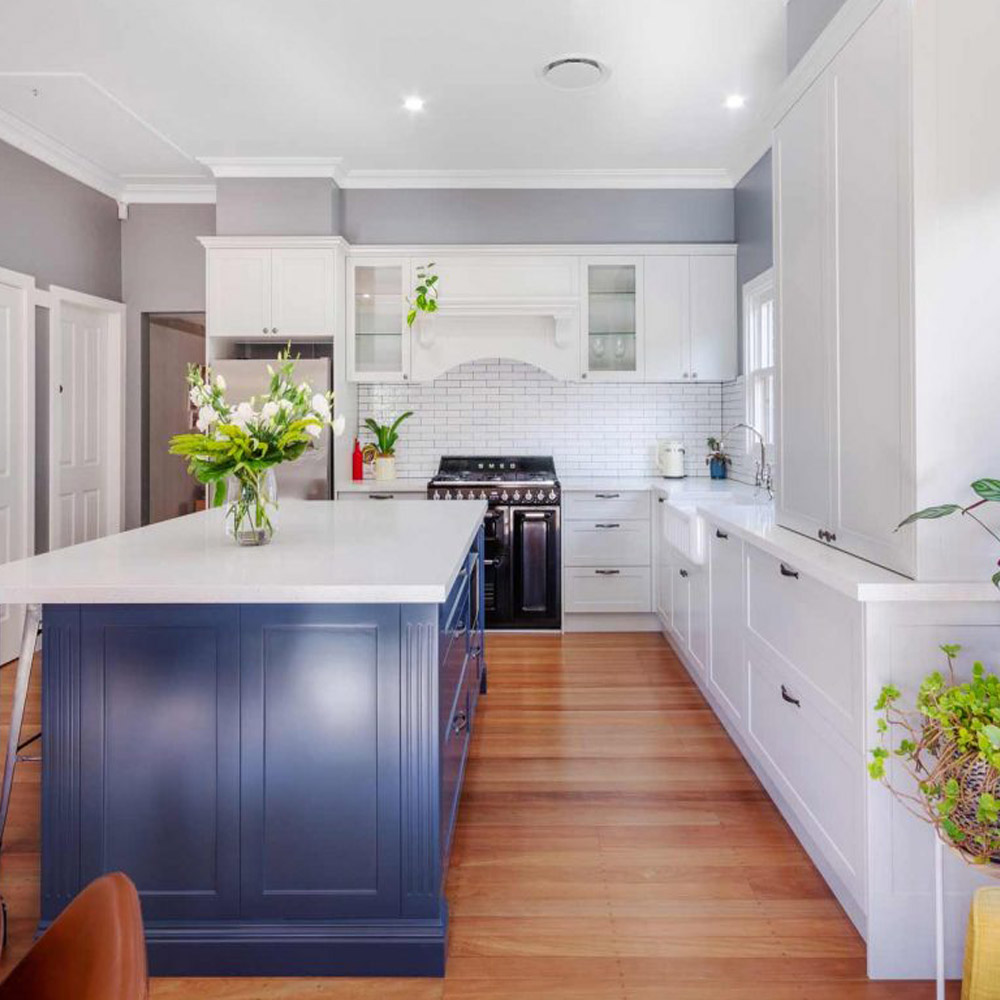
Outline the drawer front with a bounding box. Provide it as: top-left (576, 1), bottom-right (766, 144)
top-left (440, 589), bottom-right (470, 732)
top-left (565, 567), bottom-right (651, 613)
top-left (746, 642), bottom-right (864, 901)
top-left (563, 520), bottom-right (651, 567)
top-left (745, 546), bottom-right (860, 743)
top-left (709, 529), bottom-right (745, 725)
top-left (440, 675), bottom-right (472, 862)
top-left (564, 490), bottom-right (650, 522)
top-left (338, 491), bottom-right (426, 501)
top-left (441, 562), bottom-right (472, 637)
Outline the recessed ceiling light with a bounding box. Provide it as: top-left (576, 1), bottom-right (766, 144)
top-left (540, 56), bottom-right (609, 91)
top-left (402, 95), bottom-right (425, 112)
top-left (724, 94), bottom-right (747, 110)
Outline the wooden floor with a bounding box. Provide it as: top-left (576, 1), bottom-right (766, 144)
top-left (0, 632), bottom-right (949, 998)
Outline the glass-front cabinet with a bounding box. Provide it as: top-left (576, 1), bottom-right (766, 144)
top-left (581, 257), bottom-right (644, 380)
top-left (347, 258), bottom-right (410, 382)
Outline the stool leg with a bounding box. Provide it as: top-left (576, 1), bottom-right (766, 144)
top-left (0, 604), bottom-right (41, 849)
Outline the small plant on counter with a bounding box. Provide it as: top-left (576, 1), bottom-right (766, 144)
top-left (896, 477), bottom-right (1000, 586)
top-left (170, 348), bottom-right (345, 545)
top-left (406, 262), bottom-right (439, 328)
top-left (869, 645), bottom-right (1000, 867)
top-left (705, 437), bottom-right (730, 480)
top-left (362, 412), bottom-right (414, 482)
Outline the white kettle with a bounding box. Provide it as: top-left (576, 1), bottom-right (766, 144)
top-left (657, 440), bottom-right (686, 479)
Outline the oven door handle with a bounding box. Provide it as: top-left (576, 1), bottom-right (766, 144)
top-left (519, 512), bottom-right (551, 520)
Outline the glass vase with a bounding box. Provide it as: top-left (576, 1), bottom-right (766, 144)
top-left (225, 469), bottom-right (278, 546)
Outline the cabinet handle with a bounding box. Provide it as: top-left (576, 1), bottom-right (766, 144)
top-left (781, 684), bottom-right (801, 708)
top-left (716, 529), bottom-right (729, 540)
top-left (595, 523), bottom-right (620, 529)
top-left (779, 563), bottom-right (799, 579)
top-left (582, 372), bottom-right (588, 379)
top-left (594, 493), bottom-right (620, 499)
top-left (402, 374), bottom-right (409, 380)
top-left (679, 568), bottom-right (689, 578)
top-left (271, 327), bottom-right (278, 334)
top-left (521, 512), bottom-right (549, 520)
top-left (691, 372), bottom-right (698, 379)
top-left (452, 710), bottom-right (469, 735)
top-left (369, 493), bottom-right (393, 500)
top-left (828, 531), bottom-right (837, 542)
top-left (262, 327), bottom-right (268, 334)
top-left (683, 372), bottom-right (689, 379)
top-left (658, 497), bottom-right (665, 503)
top-left (595, 569), bottom-right (620, 576)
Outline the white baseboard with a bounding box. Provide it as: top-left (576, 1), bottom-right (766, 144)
top-left (561, 613), bottom-right (662, 633)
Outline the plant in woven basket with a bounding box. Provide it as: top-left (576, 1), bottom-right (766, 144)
top-left (869, 644), bottom-right (1000, 866)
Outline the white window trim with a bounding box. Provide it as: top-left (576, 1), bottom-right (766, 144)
top-left (742, 267), bottom-right (776, 453)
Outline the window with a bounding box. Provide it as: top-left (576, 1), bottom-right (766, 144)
top-left (743, 268), bottom-right (776, 449)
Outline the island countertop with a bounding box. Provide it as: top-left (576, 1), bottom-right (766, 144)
top-left (0, 499), bottom-right (487, 605)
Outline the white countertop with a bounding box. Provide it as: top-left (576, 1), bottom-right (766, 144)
top-left (336, 479), bottom-right (428, 494)
top-left (0, 500), bottom-right (486, 605)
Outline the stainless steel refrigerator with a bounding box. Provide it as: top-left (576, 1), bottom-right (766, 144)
top-left (211, 358), bottom-right (331, 500)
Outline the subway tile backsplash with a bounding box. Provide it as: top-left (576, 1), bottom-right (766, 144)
top-left (357, 359), bottom-right (740, 481)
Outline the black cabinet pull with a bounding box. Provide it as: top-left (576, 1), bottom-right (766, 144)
top-left (595, 493), bottom-right (620, 499)
top-left (595, 569), bottom-right (620, 576)
top-left (679, 569), bottom-right (689, 578)
top-left (595, 523), bottom-right (620, 529)
top-left (716, 529), bottom-right (729, 540)
top-left (779, 563), bottom-right (799, 579)
top-left (369, 493), bottom-right (393, 500)
top-left (452, 710), bottom-right (469, 734)
top-left (781, 684), bottom-right (801, 708)
top-left (658, 497), bottom-right (665, 503)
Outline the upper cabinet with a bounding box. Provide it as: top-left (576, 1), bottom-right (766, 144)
top-left (204, 241), bottom-right (337, 340)
top-left (581, 258), bottom-right (643, 381)
top-left (347, 258), bottom-right (410, 383)
top-left (645, 253), bottom-right (737, 382)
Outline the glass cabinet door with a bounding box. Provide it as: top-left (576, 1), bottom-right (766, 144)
top-left (583, 259), bottom-right (643, 378)
top-left (349, 260), bottom-right (409, 382)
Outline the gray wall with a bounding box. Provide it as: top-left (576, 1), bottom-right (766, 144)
top-left (121, 204), bottom-right (216, 529)
top-left (341, 189), bottom-right (734, 245)
top-left (0, 138), bottom-right (121, 298)
top-left (786, 0), bottom-right (850, 70)
top-left (216, 178), bottom-right (340, 236)
top-left (735, 150), bottom-right (773, 295)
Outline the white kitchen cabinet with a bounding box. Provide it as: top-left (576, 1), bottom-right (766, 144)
top-left (580, 258), bottom-right (643, 381)
top-left (564, 567), bottom-right (652, 613)
top-left (563, 520), bottom-right (650, 568)
top-left (688, 561), bottom-right (709, 674)
top-left (708, 525), bottom-right (745, 726)
top-left (645, 253), bottom-right (736, 382)
top-left (204, 242), bottom-right (336, 341)
top-left (347, 258), bottom-right (410, 383)
top-left (671, 563), bottom-right (691, 650)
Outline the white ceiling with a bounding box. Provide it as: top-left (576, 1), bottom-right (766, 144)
top-left (0, 0), bottom-right (787, 200)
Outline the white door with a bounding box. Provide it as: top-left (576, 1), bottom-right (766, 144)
top-left (0, 270), bottom-right (34, 664)
top-left (644, 255), bottom-right (689, 381)
top-left (50, 293), bottom-right (124, 551)
top-left (270, 248), bottom-right (335, 339)
top-left (775, 73), bottom-right (835, 543)
top-left (689, 255), bottom-right (738, 381)
top-left (207, 248), bottom-right (271, 338)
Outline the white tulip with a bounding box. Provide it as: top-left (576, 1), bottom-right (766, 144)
top-left (305, 423), bottom-right (322, 438)
top-left (261, 400), bottom-right (280, 421)
top-left (214, 373), bottom-right (227, 391)
top-left (332, 414), bottom-right (346, 437)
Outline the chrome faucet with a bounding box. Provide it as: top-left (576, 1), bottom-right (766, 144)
top-left (722, 423), bottom-right (773, 499)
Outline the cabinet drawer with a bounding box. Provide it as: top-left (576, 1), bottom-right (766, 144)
top-left (745, 546), bottom-right (860, 742)
top-left (563, 520), bottom-right (650, 567)
top-left (746, 644), bottom-right (864, 901)
top-left (440, 671), bottom-right (472, 862)
top-left (565, 567), bottom-right (651, 613)
top-left (440, 590), bottom-right (470, 732)
top-left (564, 490), bottom-right (650, 522)
top-left (337, 492), bottom-right (426, 501)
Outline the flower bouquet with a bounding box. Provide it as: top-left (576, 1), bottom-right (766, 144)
top-left (170, 349), bottom-right (345, 545)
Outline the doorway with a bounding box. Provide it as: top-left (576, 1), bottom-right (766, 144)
top-left (141, 313), bottom-right (206, 525)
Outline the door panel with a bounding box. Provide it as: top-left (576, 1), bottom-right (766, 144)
top-left (240, 605), bottom-right (401, 918)
top-left (689, 256), bottom-right (738, 381)
top-left (208, 249), bottom-right (271, 337)
top-left (271, 248), bottom-right (335, 338)
top-left (775, 75), bottom-right (834, 542)
top-left (644, 256), bottom-right (689, 381)
top-left (511, 509), bottom-right (560, 628)
top-left (708, 529), bottom-right (745, 725)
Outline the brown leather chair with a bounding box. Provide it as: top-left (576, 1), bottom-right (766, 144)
top-left (0, 873), bottom-right (147, 999)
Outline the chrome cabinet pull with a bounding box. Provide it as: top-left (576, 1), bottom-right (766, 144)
top-left (595, 569), bottom-right (620, 576)
top-left (716, 529), bottom-right (729, 540)
top-left (779, 563), bottom-right (799, 579)
top-left (781, 684), bottom-right (801, 708)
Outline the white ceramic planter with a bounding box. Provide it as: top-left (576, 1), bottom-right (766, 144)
top-left (374, 456), bottom-right (396, 481)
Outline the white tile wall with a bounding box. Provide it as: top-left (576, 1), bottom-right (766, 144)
top-left (357, 360), bottom-right (733, 481)
top-left (722, 376), bottom-right (754, 485)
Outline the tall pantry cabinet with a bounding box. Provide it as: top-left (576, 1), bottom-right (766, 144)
top-left (774, 0), bottom-right (1000, 582)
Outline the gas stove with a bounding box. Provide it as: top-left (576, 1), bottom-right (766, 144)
top-left (427, 456), bottom-right (560, 506)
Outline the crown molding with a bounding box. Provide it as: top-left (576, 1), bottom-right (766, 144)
top-left (198, 157), bottom-right (347, 183)
top-left (337, 167), bottom-right (734, 190)
top-left (0, 105), bottom-right (122, 200)
top-left (119, 181), bottom-right (217, 205)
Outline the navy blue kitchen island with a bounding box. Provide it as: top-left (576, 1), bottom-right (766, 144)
top-left (0, 501), bottom-right (487, 976)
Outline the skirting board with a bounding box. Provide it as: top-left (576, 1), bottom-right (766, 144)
top-left (562, 613), bottom-right (662, 633)
top-left (660, 625), bottom-right (868, 940)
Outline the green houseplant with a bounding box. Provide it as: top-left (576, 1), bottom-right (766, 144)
top-left (406, 262), bottom-right (439, 329)
top-left (361, 412), bottom-right (414, 481)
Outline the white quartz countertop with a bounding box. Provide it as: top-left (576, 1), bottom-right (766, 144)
top-left (0, 500), bottom-right (486, 605)
top-left (336, 479), bottom-right (428, 494)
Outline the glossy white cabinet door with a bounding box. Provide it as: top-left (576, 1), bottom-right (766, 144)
top-left (270, 248), bottom-right (335, 340)
top-left (708, 527), bottom-right (745, 727)
top-left (643, 255), bottom-right (689, 381)
top-left (689, 255), bottom-right (737, 381)
top-left (828, 0), bottom-right (914, 576)
top-left (775, 73), bottom-right (834, 543)
top-left (207, 248), bottom-right (271, 338)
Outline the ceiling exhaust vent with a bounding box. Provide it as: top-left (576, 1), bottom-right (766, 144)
top-left (540, 56), bottom-right (609, 91)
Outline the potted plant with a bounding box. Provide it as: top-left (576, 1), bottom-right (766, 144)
top-left (406, 262), bottom-right (439, 330)
top-left (362, 412), bottom-right (414, 481)
top-left (170, 349), bottom-right (344, 545)
top-left (705, 437), bottom-right (730, 480)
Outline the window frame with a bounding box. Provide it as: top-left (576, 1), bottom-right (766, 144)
top-left (742, 268), bottom-right (776, 452)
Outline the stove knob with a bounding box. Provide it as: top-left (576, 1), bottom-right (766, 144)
top-left (433, 490), bottom-right (440, 500)
top-left (456, 489), bottom-right (465, 500)
top-left (512, 490), bottom-right (521, 502)
top-left (524, 490), bottom-right (533, 502)
top-left (549, 489), bottom-right (557, 501)
top-left (501, 491), bottom-right (508, 502)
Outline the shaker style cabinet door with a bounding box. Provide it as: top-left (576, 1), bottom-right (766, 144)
top-left (270, 248), bottom-right (336, 339)
top-left (689, 255), bottom-right (737, 381)
top-left (207, 248), bottom-right (272, 338)
top-left (644, 256), bottom-right (689, 381)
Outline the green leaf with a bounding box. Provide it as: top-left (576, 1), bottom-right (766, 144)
top-left (896, 505), bottom-right (962, 530)
top-left (406, 309), bottom-right (418, 328)
top-left (972, 479), bottom-right (1000, 502)
top-left (426, 300), bottom-right (438, 312)
top-left (993, 568), bottom-right (1000, 589)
